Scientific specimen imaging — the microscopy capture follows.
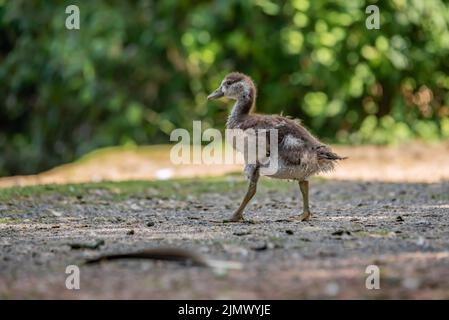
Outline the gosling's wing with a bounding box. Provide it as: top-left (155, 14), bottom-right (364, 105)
top-left (270, 117), bottom-right (323, 166)
top-left (232, 115), bottom-right (311, 165)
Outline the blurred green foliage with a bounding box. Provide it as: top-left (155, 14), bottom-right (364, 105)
top-left (1, 0), bottom-right (449, 176)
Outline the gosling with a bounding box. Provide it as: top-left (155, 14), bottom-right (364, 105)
top-left (207, 72), bottom-right (346, 222)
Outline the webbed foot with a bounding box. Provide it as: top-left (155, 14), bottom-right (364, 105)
top-left (289, 211), bottom-right (312, 222)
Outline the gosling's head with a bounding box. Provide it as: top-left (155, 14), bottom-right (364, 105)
top-left (207, 72), bottom-right (256, 102)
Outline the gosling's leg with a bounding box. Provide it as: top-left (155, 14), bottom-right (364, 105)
top-left (225, 166), bottom-right (260, 222)
top-left (291, 180), bottom-right (312, 221)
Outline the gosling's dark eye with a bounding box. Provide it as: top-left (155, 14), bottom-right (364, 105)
top-left (225, 81), bottom-right (232, 86)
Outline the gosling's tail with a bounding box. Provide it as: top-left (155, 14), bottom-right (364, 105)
top-left (315, 145), bottom-right (348, 161)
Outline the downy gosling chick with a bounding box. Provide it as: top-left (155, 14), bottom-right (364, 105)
top-left (207, 72), bottom-right (346, 222)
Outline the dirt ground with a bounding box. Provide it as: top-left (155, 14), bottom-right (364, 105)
top-left (1, 176), bottom-right (448, 299)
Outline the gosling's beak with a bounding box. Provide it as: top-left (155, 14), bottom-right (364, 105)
top-left (207, 87), bottom-right (224, 100)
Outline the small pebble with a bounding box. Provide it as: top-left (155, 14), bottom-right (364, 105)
top-left (332, 230), bottom-right (351, 236)
top-left (233, 231), bottom-right (251, 236)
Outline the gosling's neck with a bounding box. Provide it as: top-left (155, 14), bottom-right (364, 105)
top-left (226, 94), bottom-right (255, 129)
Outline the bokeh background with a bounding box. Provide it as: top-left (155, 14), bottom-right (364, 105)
top-left (1, 0), bottom-right (449, 176)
